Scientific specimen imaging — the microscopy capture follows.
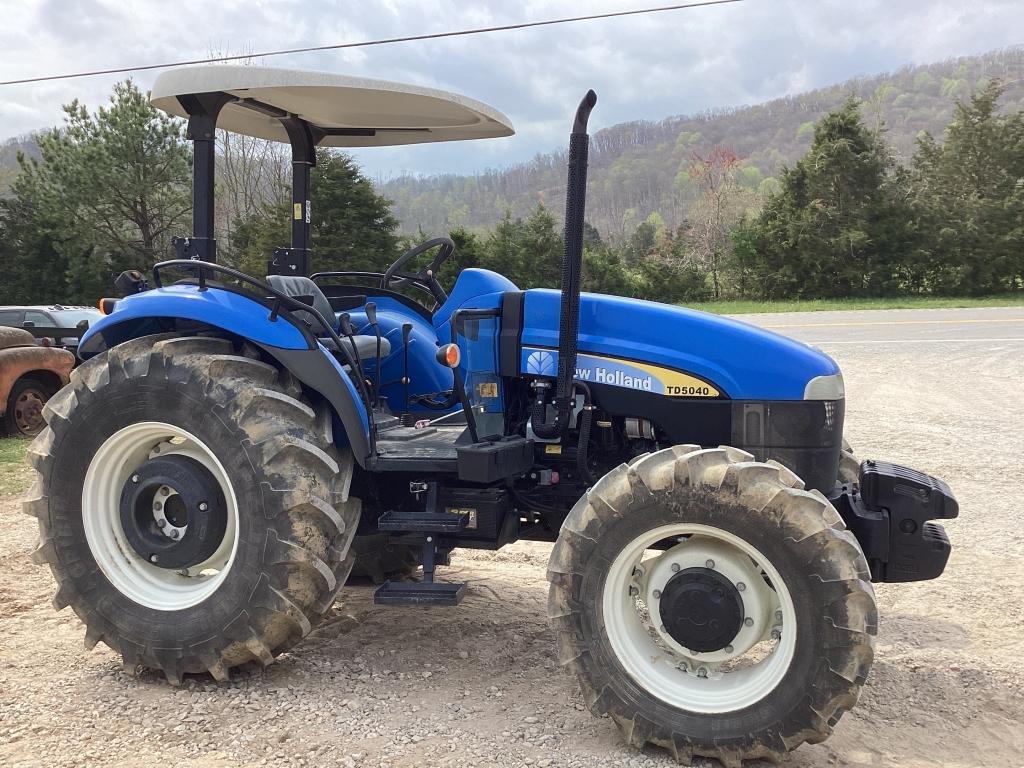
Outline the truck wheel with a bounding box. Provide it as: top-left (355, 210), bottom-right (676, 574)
top-left (349, 534), bottom-right (421, 584)
top-left (4, 376), bottom-right (55, 437)
top-left (24, 335), bottom-right (359, 684)
top-left (547, 445), bottom-right (877, 766)
top-left (839, 437), bottom-right (860, 489)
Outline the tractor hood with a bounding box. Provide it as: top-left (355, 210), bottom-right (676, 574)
top-left (518, 290), bottom-right (840, 401)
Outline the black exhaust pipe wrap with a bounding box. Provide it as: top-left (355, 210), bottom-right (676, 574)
top-left (533, 89), bottom-right (597, 440)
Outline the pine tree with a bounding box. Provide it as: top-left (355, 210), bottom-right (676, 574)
top-left (231, 150), bottom-right (399, 277)
top-left (745, 98), bottom-right (912, 298)
top-left (5, 80), bottom-right (190, 302)
top-left (910, 81), bottom-right (1024, 294)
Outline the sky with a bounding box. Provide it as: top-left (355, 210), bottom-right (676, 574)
top-left (1, 0), bottom-right (1022, 180)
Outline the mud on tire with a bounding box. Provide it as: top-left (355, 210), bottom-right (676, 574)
top-left (547, 445), bottom-right (877, 766)
top-left (839, 437), bottom-right (860, 489)
top-left (25, 334), bottom-right (359, 683)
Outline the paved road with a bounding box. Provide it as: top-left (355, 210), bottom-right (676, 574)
top-left (733, 305), bottom-right (1024, 344)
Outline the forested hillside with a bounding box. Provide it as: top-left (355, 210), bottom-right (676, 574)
top-left (380, 47), bottom-right (1024, 238)
top-left (0, 136), bottom-right (38, 191)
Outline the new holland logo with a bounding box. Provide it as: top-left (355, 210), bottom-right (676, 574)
top-left (526, 350), bottom-right (556, 376)
top-left (521, 346), bottom-right (720, 398)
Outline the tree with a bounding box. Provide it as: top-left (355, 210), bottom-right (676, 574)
top-left (231, 150), bottom-right (400, 277)
top-left (6, 80), bottom-right (191, 302)
top-left (515, 203), bottom-right (563, 289)
top-left (743, 99), bottom-right (912, 298)
top-left (910, 81), bottom-right (1024, 294)
top-left (686, 146), bottom-right (755, 298)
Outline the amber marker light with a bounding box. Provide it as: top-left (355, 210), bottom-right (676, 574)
top-left (436, 343), bottom-right (461, 368)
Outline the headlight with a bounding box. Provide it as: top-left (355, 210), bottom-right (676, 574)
top-left (804, 372), bottom-right (845, 400)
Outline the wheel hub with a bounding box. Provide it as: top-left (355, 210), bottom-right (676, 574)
top-left (119, 454), bottom-right (227, 570)
top-left (658, 568), bottom-right (744, 653)
top-left (15, 388), bottom-right (46, 434)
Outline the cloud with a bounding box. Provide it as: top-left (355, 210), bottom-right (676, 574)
top-left (1, 0), bottom-right (1022, 177)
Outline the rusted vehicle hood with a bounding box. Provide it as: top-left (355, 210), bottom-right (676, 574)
top-left (0, 327), bottom-right (75, 408)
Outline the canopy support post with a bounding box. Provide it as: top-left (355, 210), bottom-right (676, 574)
top-left (269, 117), bottom-right (321, 277)
top-left (173, 92), bottom-right (233, 262)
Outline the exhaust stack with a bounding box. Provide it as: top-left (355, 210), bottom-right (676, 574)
top-left (532, 89), bottom-right (596, 439)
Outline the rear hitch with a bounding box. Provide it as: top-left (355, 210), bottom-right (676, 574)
top-left (832, 460), bottom-right (958, 583)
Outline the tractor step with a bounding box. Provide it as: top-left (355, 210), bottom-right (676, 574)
top-left (373, 579), bottom-right (466, 606)
top-left (378, 509), bottom-right (469, 533)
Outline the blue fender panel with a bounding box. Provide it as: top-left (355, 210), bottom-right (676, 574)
top-left (77, 285), bottom-right (372, 461)
top-left (520, 290), bottom-right (839, 400)
top-left (79, 285), bottom-right (312, 357)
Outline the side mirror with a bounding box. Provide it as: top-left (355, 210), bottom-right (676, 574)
top-left (76, 319), bottom-right (90, 332)
top-left (22, 320), bottom-right (35, 328)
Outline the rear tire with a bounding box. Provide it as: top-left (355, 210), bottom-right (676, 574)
top-left (547, 445), bottom-right (877, 766)
top-left (25, 335), bottom-right (359, 683)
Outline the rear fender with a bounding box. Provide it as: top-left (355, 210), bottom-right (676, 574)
top-left (78, 285), bottom-right (372, 463)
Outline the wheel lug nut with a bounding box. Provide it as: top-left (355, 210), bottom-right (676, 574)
top-left (131, 474), bottom-right (140, 484)
top-left (149, 554), bottom-right (159, 563)
top-left (775, 610), bottom-right (783, 621)
top-left (160, 488), bottom-right (169, 496)
top-left (670, 563), bottom-right (680, 573)
top-left (628, 586), bottom-right (638, 597)
top-left (659, 624), bottom-right (667, 633)
top-left (198, 502), bottom-right (209, 512)
top-left (697, 667), bottom-right (708, 678)
top-left (705, 559), bottom-right (715, 569)
top-left (652, 589), bottom-right (662, 599)
top-left (744, 617), bottom-right (754, 627)
top-left (157, 519), bottom-right (167, 528)
top-left (169, 530), bottom-right (180, 540)
top-left (725, 644), bottom-right (734, 653)
top-left (154, 502), bottom-right (162, 511)
top-left (771, 629), bottom-right (781, 641)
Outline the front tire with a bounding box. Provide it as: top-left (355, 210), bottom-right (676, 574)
top-left (25, 335), bottom-right (359, 683)
top-left (547, 445), bottom-right (877, 766)
top-left (839, 437), bottom-right (860, 489)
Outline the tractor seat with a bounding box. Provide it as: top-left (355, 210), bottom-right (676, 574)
top-left (266, 275), bottom-right (390, 360)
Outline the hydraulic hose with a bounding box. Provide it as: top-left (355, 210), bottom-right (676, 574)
top-left (576, 401), bottom-right (597, 486)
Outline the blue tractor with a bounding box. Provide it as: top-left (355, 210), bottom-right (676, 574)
top-left (27, 66), bottom-right (957, 765)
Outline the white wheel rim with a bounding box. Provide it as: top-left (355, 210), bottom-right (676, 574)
top-left (82, 422), bottom-right (240, 611)
top-left (602, 523), bottom-right (797, 714)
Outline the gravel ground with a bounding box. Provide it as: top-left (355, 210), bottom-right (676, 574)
top-left (2, 323), bottom-right (1023, 767)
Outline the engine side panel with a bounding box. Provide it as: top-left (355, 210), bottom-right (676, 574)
top-left (519, 289), bottom-right (839, 400)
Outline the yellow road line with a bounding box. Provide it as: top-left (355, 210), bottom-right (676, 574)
top-left (764, 317), bottom-right (1024, 329)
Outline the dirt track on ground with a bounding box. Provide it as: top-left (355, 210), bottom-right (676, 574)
top-left (2, 316), bottom-right (1023, 768)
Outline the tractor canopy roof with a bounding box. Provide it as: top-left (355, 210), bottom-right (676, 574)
top-left (150, 65), bottom-right (514, 147)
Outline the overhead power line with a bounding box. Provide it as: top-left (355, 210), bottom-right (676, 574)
top-left (0, 0), bottom-right (742, 87)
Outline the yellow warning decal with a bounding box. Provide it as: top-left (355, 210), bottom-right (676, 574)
top-left (293, 203), bottom-right (303, 220)
top-left (576, 353), bottom-right (720, 398)
top-left (544, 444), bottom-right (562, 455)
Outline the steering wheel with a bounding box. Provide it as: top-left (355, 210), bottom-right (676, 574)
top-left (381, 237), bottom-right (454, 307)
